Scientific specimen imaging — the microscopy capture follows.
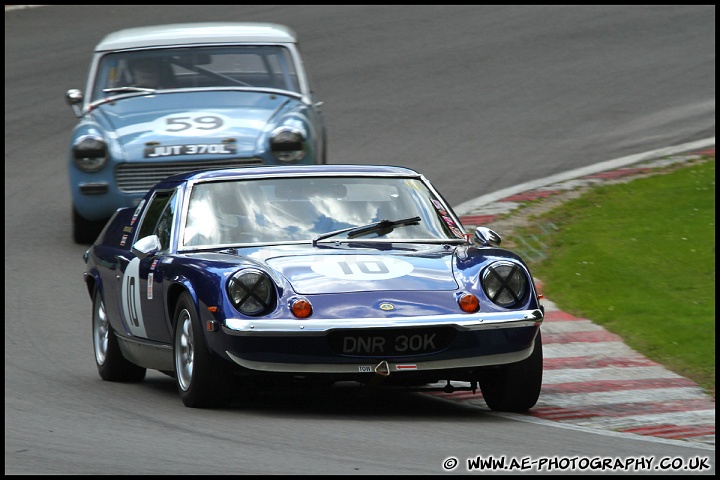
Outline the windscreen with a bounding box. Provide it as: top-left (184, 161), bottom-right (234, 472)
top-left (91, 45), bottom-right (299, 101)
top-left (182, 176), bottom-right (465, 247)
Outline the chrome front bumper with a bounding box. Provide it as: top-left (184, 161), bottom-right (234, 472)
top-left (226, 342), bottom-right (537, 374)
top-left (222, 308), bottom-right (543, 337)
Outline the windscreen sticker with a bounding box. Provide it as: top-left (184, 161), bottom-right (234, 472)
top-left (131, 199), bottom-right (145, 225)
top-left (442, 215), bottom-right (457, 227)
top-left (437, 211), bottom-right (464, 239)
top-left (430, 198), bottom-right (463, 238)
top-left (449, 226), bottom-right (464, 238)
top-left (310, 255), bottom-right (414, 280)
top-left (431, 199), bottom-right (448, 215)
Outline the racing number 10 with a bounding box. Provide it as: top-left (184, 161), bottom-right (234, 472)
top-left (337, 260), bottom-right (389, 275)
top-left (125, 276), bottom-right (140, 327)
top-left (312, 256), bottom-right (412, 281)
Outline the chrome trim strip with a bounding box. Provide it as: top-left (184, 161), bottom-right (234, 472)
top-left (226, 343), bottom-right (534, 373)
top-left (178, 237), bottom-right (467, 252)
top-left (222, 309), bottom-right (543, 336)
top-left (88, 87), bottom-right (303, 111)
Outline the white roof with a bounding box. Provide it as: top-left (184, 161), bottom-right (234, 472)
top-left (95, 22), bottom-right (297, 52)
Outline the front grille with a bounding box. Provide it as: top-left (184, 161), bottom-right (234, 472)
top-left (116, 158), bottom-right (264, 193)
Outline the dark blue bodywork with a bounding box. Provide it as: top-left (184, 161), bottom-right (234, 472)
top-left (84, 165), bottom-right (544, 399)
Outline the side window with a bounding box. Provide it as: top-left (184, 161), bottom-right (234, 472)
top-left (136, 189), bottom-right (178, 251)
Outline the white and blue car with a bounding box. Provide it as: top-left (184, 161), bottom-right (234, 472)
top-left (83, 164), bottom-right (544, 411)
top-left (66, 22), bottom-right (327, 243)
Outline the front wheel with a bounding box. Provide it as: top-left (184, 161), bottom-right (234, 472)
top-left (479, 330), bottom-right (543, 413)
top-left (173, 292), bottom-right (234, 408)
top-left (92, 288), bottom-right (146, 382)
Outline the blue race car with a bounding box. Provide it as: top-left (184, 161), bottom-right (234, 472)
top-left (83, 164), bottom-right (544, 411)
top-left (66, 22), bottom-right (327, 243)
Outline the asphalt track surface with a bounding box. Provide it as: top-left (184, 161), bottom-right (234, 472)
top-left (5, 5), bottom-right (715, 475)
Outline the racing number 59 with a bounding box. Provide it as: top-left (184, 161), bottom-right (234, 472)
top-left (165, 115), bottom-right (223, 132)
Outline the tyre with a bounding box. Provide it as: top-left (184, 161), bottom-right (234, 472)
top-left (73, 206), bottom-right (107, 244)
top-left (173, 292), bottom-right (233, 408)
top-left (479, 331), bottom-right (543, 413)
top-left (92, 288), bottom-right (146, 382)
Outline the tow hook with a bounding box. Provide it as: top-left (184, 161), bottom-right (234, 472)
top-left (374, 360), bottom-right (390, 376)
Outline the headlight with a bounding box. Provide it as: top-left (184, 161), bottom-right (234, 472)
top-left (269, 126), bottom-right (307, 162)
top-left (482, 261), bottom-right (528, 308)
top-left (72, 135), bottom-right (108, 172)
top-left (227, 269), bottom-right (277, 316)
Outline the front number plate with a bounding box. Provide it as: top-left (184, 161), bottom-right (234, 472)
top-left (144, 143), bottom-right (237, 158)
top-left (328, 328), bottom-right (455, 356)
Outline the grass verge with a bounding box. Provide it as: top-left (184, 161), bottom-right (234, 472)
top-left (513, 155), bottom-right (715, 397)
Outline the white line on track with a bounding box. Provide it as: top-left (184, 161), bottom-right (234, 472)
top-left (454, 137), bottom-right (716, 215)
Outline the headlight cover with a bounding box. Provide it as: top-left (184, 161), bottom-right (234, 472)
top-left (482, 261), bottom-right (529, 308)
top-left (72, 135), bottom-right (108, 172)
top-left (227, 269), bottom-right (277, 316)
top-left (269, 126), bottom-right (307, 162)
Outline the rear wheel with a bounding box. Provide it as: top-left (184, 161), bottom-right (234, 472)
top-left (173, 292), bottom-right (233, 408)
top-left (92, 288), bottom-right (146, 382)
top-left (479, 331), bottom-right (543, 412)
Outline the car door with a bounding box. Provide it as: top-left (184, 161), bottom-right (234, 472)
top-left (117, 188), bottom-right (179, 344)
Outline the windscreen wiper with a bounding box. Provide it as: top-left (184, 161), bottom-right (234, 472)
top-left (312, 216), bottom-right (421, 247)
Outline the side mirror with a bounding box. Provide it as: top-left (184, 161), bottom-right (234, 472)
top-left (132, 235), bottom-right (161, 258)
top-left (474, 226), bottom-right (502, 247)
top-left (66, 89), bottom-right (83, 117)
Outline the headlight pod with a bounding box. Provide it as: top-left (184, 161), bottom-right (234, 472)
top-left (482, 261), bottom-right (529, 308)
top-left (72, 135), bottom-right (108, 172)
top-left (227, 269), bottom-right (277, 316)
top-left (269, 126), bottom-right (307, 162)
